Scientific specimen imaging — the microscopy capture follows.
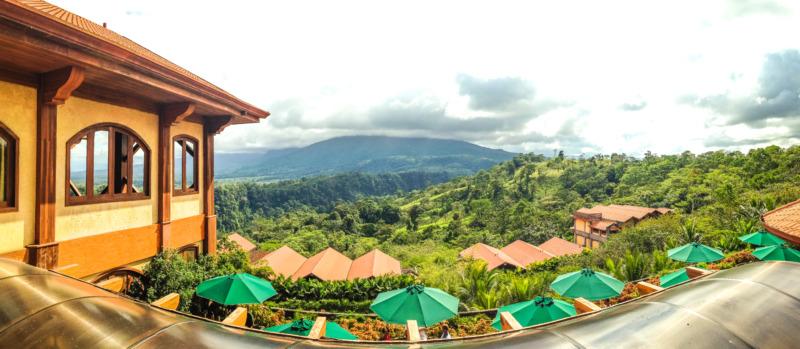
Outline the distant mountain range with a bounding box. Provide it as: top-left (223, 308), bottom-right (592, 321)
top-left (216, 136), bottom-right (516, 181)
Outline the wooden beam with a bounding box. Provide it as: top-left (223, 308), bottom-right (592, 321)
top-left (308, 317), bottom-right (327, 339)
top-left (500, 311), bottom-right (523, 330)
top-left (406, 320), bottom-right (420, 342)
top-left (161, 102), bottom-right (196, 125)
top-left (151, 292), bottom-right (180, 310)
top-left (205, 115), bottom-right (235, 135)
top-left (30, 66), bottom-right (84, 270)
top-left (222, 307), bottom-right (247, 327)
top-left (686, 266), bottom-right (710, 279)
top-left (40, 66), bottom-right (85, 105)
top-left (574, 297), bottom-right (601, 314)
top-left (201, 118), bottom-right (224, 255)
top-left (636, 281), bottom-right (664, 295)
top-left (96, 276), bottom-right (124, 292)
top-left (156, 103), bottom-right (194, 251)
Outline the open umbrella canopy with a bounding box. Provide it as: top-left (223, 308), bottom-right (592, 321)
top-left (659, 268), bottom-right (691, 288)
top-left (667, 242), bottom-right (724, 263)
top-left (738, 231), bottom-right (785, 246)
top-left (752, 244), bottom-right (800, 262)
top-left (196, 273), bottom-right (277, 305)
top-left (550, 268), bottom-right (624, 301)
top-left (370, 284), bottom-right (459, 327)
top-left (491, 296), bottom-right (575, 330)
top-left (263, 319), bottom-right (358, 340)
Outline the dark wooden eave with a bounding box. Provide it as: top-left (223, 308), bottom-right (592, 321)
top-left (0, 2), bottom-right (269, 124)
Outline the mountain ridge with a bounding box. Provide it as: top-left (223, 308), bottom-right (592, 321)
top-left (216, 135), bottom-right (516, 180)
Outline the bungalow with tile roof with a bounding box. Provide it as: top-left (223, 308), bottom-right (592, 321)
top-left (762, 199), bottom-right (800, 245)
top-left (252, 245), bottom-right (308, 278)
top-left (460, 243), bottom-right (525, 270)
top-left (573, 204), bottom-right (671, 248)
top-left (347, 249), bottom-right (402, 280)
top-left (225, 233), bottom-right (257, 253)
top-left (459, 237), bottom-right (583, 271)
top-left (251, 246), bottom-right (403, 281)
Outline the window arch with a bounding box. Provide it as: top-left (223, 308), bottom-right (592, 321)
top-left (0, 122), bottom-right (18, 212)
top-left (177, 244), bottom-right (200, 262)
top-left (92, 267), bottom-right (144, 295)
top-left (173, 135), bottom-right (198, 195)
top-left (66, 123), bottom-right (150, 205)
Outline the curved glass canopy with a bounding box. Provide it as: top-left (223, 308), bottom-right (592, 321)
top-left (0, 258), bottom-right (798, 348)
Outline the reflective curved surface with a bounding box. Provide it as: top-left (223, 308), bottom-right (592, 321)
top-left (0, 258), bottom-right (798, 348)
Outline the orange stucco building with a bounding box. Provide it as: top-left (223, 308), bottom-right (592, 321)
top-left (573, 204), bottom-right (671, 248)
top-left (0, 1), bottom-right (268, 283)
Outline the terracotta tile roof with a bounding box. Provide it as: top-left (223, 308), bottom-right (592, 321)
top-left (576, 204), bottom-right (668, 224)
top-left (538, 237), bottom-right (583, 257)
top-left (459, 243), bottom-right (524, 271)
top-left (762, 199), bottom-right (800, 245)
top-left (3, 0), bottom-right (268, 118)
top-left (500, 240), bottom-right (553, 267)
top-left (347, 249), bottom-right (402, 280)
top-left (591, 219), bottom-right (619, 231)
top-left (226, 233), bottom-right (256, 253)
top-left (292, 247), bottom-right (352, 281)
top-left (254, 246), bottom-right (307, 278)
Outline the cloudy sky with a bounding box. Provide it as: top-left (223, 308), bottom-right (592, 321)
top-left (54, 0), bottom-right (800, 156)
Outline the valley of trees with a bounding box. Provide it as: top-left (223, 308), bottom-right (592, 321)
top-left (218, 145), bottom-right (798, 260)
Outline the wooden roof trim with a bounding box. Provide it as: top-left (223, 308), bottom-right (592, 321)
top-left (0, 1), bottom-right (269, 121)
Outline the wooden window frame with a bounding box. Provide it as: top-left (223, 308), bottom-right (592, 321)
top-left (177, 244), bottom-right (200, 261)
top-left (0, 122), bottom-right (18, 213)
top-left (172, 135), bottom-right (199, 196)
top-left (66, 123), bottom-right (151, 206)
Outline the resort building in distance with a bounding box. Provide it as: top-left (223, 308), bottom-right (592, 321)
top-left (573, 204), bottom-right (671, 248)
top-left (227, 233), bottom-right (403, 281)
top-left (0, 1), bottom-right (268, 282)
top-left (460, 237), bottom-right (583, 271)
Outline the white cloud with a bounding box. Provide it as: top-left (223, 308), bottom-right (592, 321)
top-left (52, 0), bottom-right (800, 155)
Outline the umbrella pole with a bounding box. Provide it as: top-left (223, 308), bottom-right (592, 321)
top-left (406, 320), bottom-right (421, 342)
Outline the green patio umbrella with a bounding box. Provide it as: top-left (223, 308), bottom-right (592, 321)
top-left (370, 284), bottom-right (459, 327)
top-left (667, 242), bottom-right (724, 263)
top-left (264, 319), bottom-right (358, 340)
top-left (659, 268), bottom-right (690, 288)
top-left (491, 296), bottom-right (576, 330)
top-left (196, 273), bottom-right (277, 305)
top-left (738, 231), bottom-right (785, 246)
top-left (752, 244), bottom-right (800, 262)
top-left (550, 268), bottom-right (624, 301)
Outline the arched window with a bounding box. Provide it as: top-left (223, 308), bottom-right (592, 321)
top-left (173, 135), bottom-right (198, 195)
top-left (66, 124), bottom-right (150, 205)
top-left (0, 122), bottom-right (17, 212)
top-left (92, 267), bottom-right (144, 295)
top-left (177, 244), bottom-right (199, 262)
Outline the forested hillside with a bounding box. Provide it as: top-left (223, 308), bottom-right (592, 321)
top-left (215, 171), bottom-right (452, 232)
top-left (219, 145), bottom-right (799, 269)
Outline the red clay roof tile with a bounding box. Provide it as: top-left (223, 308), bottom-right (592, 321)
top-left (459, 243), bottom-right (525, 271)
top-left (538, 237), bottom-right (583, 257)
top-left (292, 247), bottom-right (352, 281)
top-left (226, 233), bottom-right (256, 253)
top-left (255, 246), bottom-right (307, 278)
top-left (500, 240), bottom-right (553, 267)
top-left (347, 249), bottom-right (401, 280)
top-left (762, 199), bottom-right (800, 245)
